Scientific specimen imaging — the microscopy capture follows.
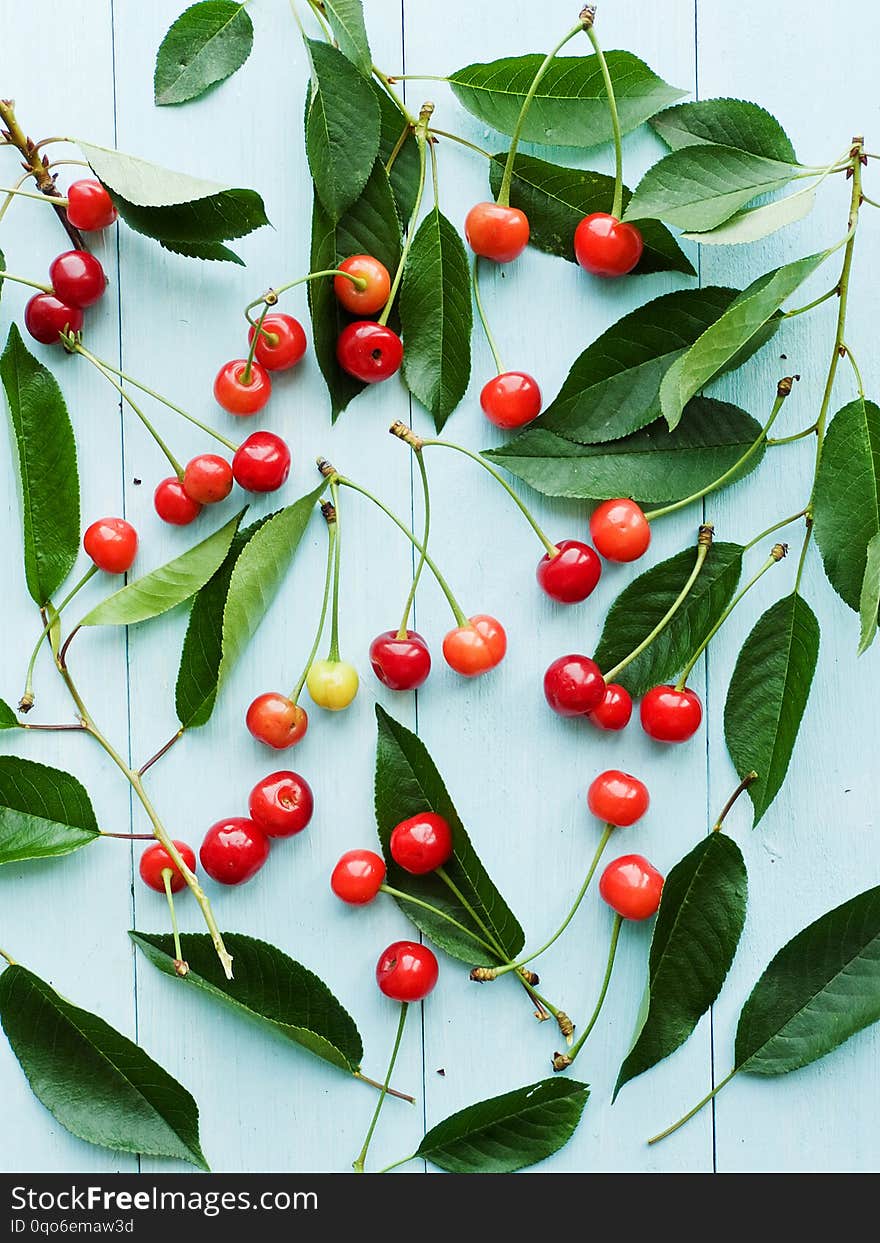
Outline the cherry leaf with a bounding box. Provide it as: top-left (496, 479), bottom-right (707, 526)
top-left (0, 700), bottom-right (18, 730)
top-left (154, 1), bottom-right (254, 106)
top-left (814, 397), bottom-right (880, 612)
top-left (0, 756), bottom-right (100, 866)
top-left (650, 98), bottom-right (799, 163)
top-left (322, 0), bottom-right (372, 79)
top-left (305, 40), bottom-right (380, 220)
top-left (681, 183), bottom-right (817, 246)
top-left (858, 533), bottom-right (880, 655)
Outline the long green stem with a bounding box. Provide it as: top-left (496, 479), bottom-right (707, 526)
top-left (472, 256), bottom-right (505, 375)
top-left (162, 870), bottom-right (185, 966)
top-left (0, 269), bottom-right (51, 293)
top-left (397, 451), bottom-right (431, 638)
top-left (647, 1068), bottom-right (737, 1144)
top-left (353, 1003), bottom-right (409, 1172)
top-left (435, 866), bottom-right (507, 960)
top-left (429, 128), bottom-right (492, 161)
top-left (0, 184), bottom-right (69, 206)
top-left (290, 510), bottom-right (337, 702)
top-left (380, 885), bottom-right (500, 959)
top-left (378, 105), bottom-right (431, 327)
top-left (766, 426), bottom-right (816, 446)
top-left (240, 302), bottom-right (268, 386)
top-left (244, 268), bottom-right (366, 330)
top-left (87, 357), bottom-right (184, 477)
top-left (328, 482), bottom-right (343, 662)
top-left (743, 510), bottom-right (808, 551)
top-left (21, 565), bottom-right (98, 708)
top-left (781, 286), bottom-right (839, 319)
top-left (0, 946), bottom-right (16, 966)
top-left (586, 22), bottom-right (624, 220)
top-left (557, 913), bottom-right (622, 1069)
top-left (351, 1072), bottom-right (414, 1105)
top-left (372, 64), bottom-right (416, 126)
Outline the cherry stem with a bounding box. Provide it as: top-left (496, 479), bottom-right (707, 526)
top-left (396, 450), bottom-right (431, 639)
top-left (243, 269), bottom-right (367, 331)
top-left (0, 183), bottom-right (69, 207)
top-left (428, 128), bottom-right (492, 161)
top-left (435, 866), bottom-right (508, 960)
top-left (766, 426), bottom-right (817, 446)
top-left (385, 123), bottom-right (411, 177)
top-left (21, 565), bottom-right (98, 709)
top-left (240, 302), bottom-right (268, 387)
top-left (138, 728), bottom-right (184, 777)
top-left (290, 505), bottom-right (337, 702)
top-left (85, 354), bottom-right (185, 478)
top-left (471, 256), bottom-right (505, 375)
top-left (743, 510), bottom-right (808, 551)
top-left (372, 65), bottom-right (417, 127)
top-left (378, 103), bottom-right (433, 327)
top-left (561, 913), bottom-right (622, 1068)
top-left (647, 1068), bottom-right (737, 1145)
top-left (380, 884), bottom-right (500, 959)
top-left (353, 1002), bottom-right (409, 1173)
top-left (351, 1072), bottom-right (414, 1105)
top-left (327, 481), bottom-right (343, 663)
top-left (0, 946), bottom-right (16, 967)
top-left (712, 772), bottom-right (758, 833)
top-left (781, 285), bottom-right (840, 319)
top-left (585, 21), bottom-right (625, 221)
top-left (0, 100), bottom-right (85, 249)
top-left (162, 869), bottom-right (185, 966)
top-left (0, 269), bottom-right (52, 293)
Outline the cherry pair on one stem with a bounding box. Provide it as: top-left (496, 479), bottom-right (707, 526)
top-left (199, 769), bottom-right (314, 887)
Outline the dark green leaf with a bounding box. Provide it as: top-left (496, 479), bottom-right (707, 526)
top-left (1, 324), bottom-right (79, 607)
top-left (0, 699), bottom-right (17, 730)
top-left (0, 246), bottom-right (4, 299)
top-left (160, 238), bottom-right (245, 264)
top-left (373, 82), bottom-right (420, 224)
top-left (814, 397), bottom-right (880, 611)
top-left (130, 932), bottom-right (363, 1075)
top-left (322, 0), bottom-right (372, 78)
top-left (858, 533), bottom-right (880, 655)
top-left (306, 40), bottom-right (380, 220)
top-left (154, 1), bottom-right (253, 106)
top-left (650, 98), bottom-right (799, 163)
top-left (593, 542), bottom-right (743, 697)
top-left (724, 593), bottom-right (820, 825)
top-left (0, 965), bottom-right (207, 1168)
top-left (0, 756), bottom-right (100, 866)
top-left (375, 706), bottom-right (524, 964)
top-left (615, 834), bottom-right (747, 1097)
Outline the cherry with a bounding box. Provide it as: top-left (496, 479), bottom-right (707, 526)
top-left (214, 359), bottom-right (272, 415)
top-left (464, 202), bottom-right (530, 263)
top-left (246, 693), bottom-right (308, 749)
top-left (390, 812), bottom-right (453, 875)
top-left (478, 371), bottom-right (540, 429)
top-left (248, 313), bottom-right (307, 371)
top-left (442, 614), bottom-right (507, 677)
top-left (589, 498), bottom-right (651, 563)
top-left (307, 660), bottom-right (359, 710)
top-left (334, 255), bottom-right (391, 316)
top-left (574, 213), bottom-right (644, 278)
top-left (599, 854), bottom-right (664, 920)
top-left (49, 251), bottom-right (107, 308)
top-left (331, 849), bottom-right (386, 905)
top-left (183, 454), bottom-right (233, 505)
top-left (369, 630), bottom-right (431, 691)
top-left (336, 321), bottom-right (403, 383)
top-left (65, 179), bottom-right (118, 231)
top-left (24, 293), bottom-right (83, 345)
top-left (376, 940), bottom-right (439, 1003)
top-left (588, 770), bottom-right (650, 827)
top-left (536, 540), bottom-right (601, 604)
top-left (248, 770), bottom-right (313, 838)
top-left (199, 817), bottom-right (270, 886)
top-left (543, 654), bottom-right (606, 717)
top-left (232, 431), bottom-right (291, 494)
top-left (154, 477), bottom-right (201, 525)
top-left (83, 516), bottom-right (138, 574)
top-left (139, 840), bottom-right (196, 894)
top-left (587, 683), bottom-right (633, 732)
top-left (640, 685), bottom-right (703, 743)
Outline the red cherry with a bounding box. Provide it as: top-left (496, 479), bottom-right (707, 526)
top-left (49, 251), bottom-right (107, 308)
top-left (199, 817), bottom-right (270, 886)
top-left (248, 770), bottom-right (313, 838)
top-left (139, 840), bottom-right (196, 894)
top-left (334, 255), bottom-right (391, 316)
top-left (543, 654), bottom-right (606, 717)
top-left (442, 614), bottom-right (507, 677)
top-left (369, 630), bottom-right (431, 691)
top-left (246, 693), bottom-right (308, 749)
top-left (599, 854), bottom-right (664, 920)
top-left (574, 213), bottom-right (644, 278)
top-left (24, 293), bottom-right (83, 345)
top-left (213, 359), bottom-right (272, 415)
top-left (587, 770), bottom-right (650, 827)
top-left (331, 849), bottom-right (387, 905)
top-left (536, 540), bottom-right (601, 604)
top-left (640, 685), bottom-right (703, 743)
top-left (464, 202), bottom-right (530, 263)
top-left (83, 517), bottom-right (138, 574)
top-left (480, 372), bottom-right (542, 429)
top-left (154, 477), bottom-right (201, 525)
top-left (248, 313), bottom-right (307, 371)
top-left (587, 683), bottom-right (633, 732)
top-left (390, 812), bottom-right (453, 875)
top-left (65, 179), bottom-right (118, 231)
top-left (336, 321), bottom-right (403, 383)
top-left (183, 454), bottom-right (233, 505)
top-left (589, 499), bottom-right (651, 563)
top-left (232, 431), bottom-right (291, 493)
top-left (376, 940), bottom-right (439, 1003)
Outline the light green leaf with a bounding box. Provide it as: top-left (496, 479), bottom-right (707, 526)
top-left (306, 40), bottom-right (380, 220)
top-left (858, 533), bottom-right (880, 655)
top-left (322, 0), bottom-right (372, 78)
top-left (814, 397), bottom-right (880, 611)
top-left (682, 183), bottom-right (817, 246)
top-left (650, 98), bottom-right (799, 163)
top-left (0, 756), bottom-right (100, 866)
top-left (0, 699), bottom-right (17, 730)
top-left (154, 1), bottom-right (254, 106)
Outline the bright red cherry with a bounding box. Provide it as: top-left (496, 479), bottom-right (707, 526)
top-left (587, 683), bottom-right (633, 732)
top-left (334, 255), bottom-right (391, 316)
top-left (587, 770), bottom-right (650, 827)
top-left (574, 213), bottom-right (644, 278)
top-left (376, 940), bottom-right (439, 1003)
top-left (183, 454), bottom-right (233, 505)
top-left (214, 359), bottom-right (272, 415)
top-left (24, 293), bottom-right (83, 345)
top-left (369, 630), bottom-right (431, 691)
top-left (465, 202), bottom-right (530, 263)
top-left (543, 654), bottom-right (606, 717)
top-left (65, 179), bottom-right (118, 231)
top-left (246, 693), bottom-right (308, 749)
top-left (248, 313), bottom-right (307, 371)
top-left (199, 817), bottom-right (270, 886)
top-left (599, 854), bottom-right (664, 920)
top-left (331, 849), bottom-right (387, 905)
top-left (589, 499), bottom-right (651, 563)
top-left (640, 685), bottom-right (703, 743)
top-left (154, 477), bottom-right (201, 525)
top-left (442, 614), bottom-right (507, 677)
top-left (83, 516), bottom-right (138, 574)
top-left (232, 431), bottom-right (291, 493)
top-left (49, 251), bottom-right (107, 308)
top-left (139, 840), bottom-right (196, 894)
top-left (480, 372), bottom-right (542, 429)
top-left (537, 540), bottom-right (601, 604)
top-left (390, 812), bottom-right (453, 875)
top-left (336, 321), bottom-right (403, 383)
top-left (248, 770), bottom-right (313, 838)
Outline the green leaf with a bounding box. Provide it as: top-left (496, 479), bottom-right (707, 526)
top-left (484, 397), bottom-right (764, 502)
top-left (400, 208), bottom-right (472, 430)
top-left (735, 885), bottom-right (880, 1076)
top-left (449, 51), bottom-right (684, 148)
top-left (306, 40), bottom-right (380, 220)
top-left (814, 397), bottom-right (880, 611)
top-left (413, 1078), bottom-right (589, 1173)
top-left (0, 965), bottom-right (207, 1168)
top-left (79, 510), bottom-right (243, 628)
top-left (858, 533), bottom-right (880, 655)
top-left (0, 756), bottom-right (100, 866)
top-left (650, 98), bottom-right (799, 163)
top-left (593, 542), bottom-right (743, 698)
top-left (487, 152), bottom-right (694, 275)
top-left (374, 706), bottom-right (524, 964)
top-left (1, 324), bottom-right (80, 607)
top-left (322, 0), bottom-right (372, 78)
top-left (160, 238), bottom-right (245, 263)
top-left (615, 834), bottom-right (747, 1098)
top-left (0, 699), bottom-right (17, 730)
top-left (154, 1), bottom-right (253, 106)
top-left (130, 932), bottom-right (363, 1075)
top-left (681, 183), bottom-right (817, 246)
top-left (373, 82), bottom-right (420, 224)
top-left (723, 593), bottom-right (820, 826)
top-left (0, 246), bottom-right (4, 300)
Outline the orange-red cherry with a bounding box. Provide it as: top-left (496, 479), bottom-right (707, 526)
top-left (587, 770), bottom-right (650, 827)
top-left (334, 255), bottom-right (391, 315)
top-left (599, 854), bottom-right (664, 920)
top-left (465, 202), bottom-right (529, 263)
top-left (331, 849), bottom-right (386, 904)
top-left (390, 812), bottom-right (453, 875)
top-left (183, 454), bottom-right (233, 505)
top-left (640, 685), bottom-right (703, 743)
top-left (589, 499), bottom-right (651, 563)
top-left (214, 359), bottom-right (271, 415)
top-left (246, 693), bottom-right (308, 749)
top-left (480, 372), bottom-right (542, 429)
top-left (574, 213), bottom-right (644, 277)
top-left (442, 614), bottom-right (507, 677)
top-left (248, 314), bottom-right (307, 371)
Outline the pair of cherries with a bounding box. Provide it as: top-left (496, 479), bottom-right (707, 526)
top-left (373, 613), bottom-right (508, 689)
top-left (332, 809), bottom-right (452, 908)
top-left (464, 201), bottom-right (644, 278)
top-left (331, 255), bottom-right (404, 385)
top-left (544, 653), bottom-right (703, 742)
top-left (587, 769), bottom-right (663, 920)
top-left (153, 429), bottom-right (291, 527)
top-left (246, 656), bottom-right (362, 750)
top-left (213, 312), bottom-right (306, 417)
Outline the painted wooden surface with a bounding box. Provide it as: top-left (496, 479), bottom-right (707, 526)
top-left (1, 0), bottom-right (878, 1174)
